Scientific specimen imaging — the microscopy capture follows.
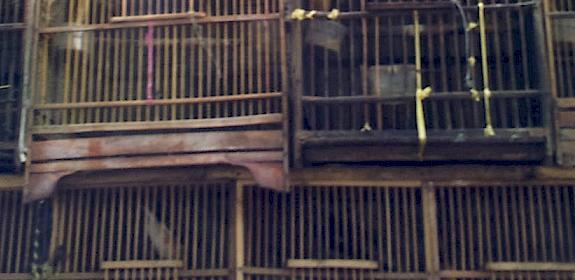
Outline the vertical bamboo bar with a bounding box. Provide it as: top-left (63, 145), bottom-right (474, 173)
top-left (536, 186), bottom-right (548, 260)
top-left (245, 2), bottom-right (252, 116)
top-left (162, 22), bottom-right (170, 121)
top-left (448, 187), bottom-right (457, 267)
top-left (493, 188), bottom-right (503, 261)
top-left (307, 187), bottom-right (313, 258)
top-left (394, 188), bottom-right (402, 271)
top-left (545, 187), bottom-right (557, 260)
top-left (325, 188), bottom-right (332, 259)
top-left (191, 185), bottom-right (200, 268)
top-left (315, 188), bottom-right (322, 259)
top-left (231, 182), bottom-right (245, 280)
top-left (425, 14), bottom-right (440, 130)
top-left (402, 188), bottom-right (411, 270)
top-left (376, 188), bottom-right (384, 268)
top-left (219, 186), bottom-right (227, 269)
top-left (183, 186), bottom-right (191, 268)
top-left (264, 0), bottom-right (272, 114)
top-left (118, 27), bottom-right (128, 122)
top-left (385, 187), bottom-right (392, 272)
top-left (438, 16), bottom-right (451, 129)
top-left (0, 193), bottom-right (8, 271)
top-left (350, 187), bottom-right (359, 259)
top-left (332, 186), bottom-right (340, 259)
top-left (475, 188), bottom-right (484, 268)
top-left (518, 186), bottom-right (528, 262)
top-left (5, 192), bottom-right (17, 272)
top-left (14, 196), bottom-right (25, 273)
top-left (411, 188), bottom-right (419, 270)
top-left (254, 0), bottom-right (262, 115)
top-left (108, 189), bottom-right (117, 262)
top-left (79, 191), bottom-right (90, 271)
top-left (510, 187), bottom-right (521, 261)
top-left (117, 188), bottom-right (125, 260)
top-left (563, 187), bottom-right (574, 260)
top-left (457, 188), bottom-right (466, 269)
top-left (78, 1), bottom-right (91, 124)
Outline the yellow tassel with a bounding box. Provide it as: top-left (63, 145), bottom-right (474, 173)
top-left (290, 8), bottom-right (306, 21)
top-left (306, 10), bottom-right (318, 19)
top-left (467, 22), bottom-right (478, 31)
top-left (327, 9), bottom-right (340, 20)
top-left (470, 88), bottom-right (480, 102)
top-left (468, 56), bottom-right (476, 67)
top-left (360, 122), bottom-right (373, 132)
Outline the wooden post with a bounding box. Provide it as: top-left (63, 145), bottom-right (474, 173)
top-left (230, 182), bottom-right (245, 280)
top-left (538, 0), bottom-right (559, 164)
top-left (290, 0), bottom-right (304, 168)
top-left (279, 0), bottom-right (291, 190)
top-left (422, 183), bottom-right (440, 280)
top-left (18, 0), bottom-right (39, 170)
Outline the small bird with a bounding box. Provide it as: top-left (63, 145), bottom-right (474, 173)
top-left (144, 209), bottom-right (179, 259)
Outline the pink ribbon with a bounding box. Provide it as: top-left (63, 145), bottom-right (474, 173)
top-left (145, 22), bottom-right (155, 101)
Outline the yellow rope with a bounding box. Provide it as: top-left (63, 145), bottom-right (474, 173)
top-left (414, 11), bottom-right (432, 159)
top-left (478, 1), bottom-right (495, 136)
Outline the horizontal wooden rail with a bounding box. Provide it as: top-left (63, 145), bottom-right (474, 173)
top-left (34, 92), bottom-right (282, 110)
top-left (0, 23), bottom-right (24, 31)
top-left (31, 130), bottom-right (282, 161)
top-left (302, 90), bottom-right (543, 103)
top-left (548, 11), bottom-right (575, 18)
top-left (287, 259), bottom-right (379, 270)
top-left (102, 260), bottom-right (183, 270)
top-left (486, 262), bottom-right (575, 272)
top-left (32, 114), bottom-right (283, 134)
top-left (366, 1), bottom-right (537, 11)
top-left (289, 2), bottom-right (537, 21)
top-left (557, 98), bottom-right (575, 109)
top-left (110, 11), bottom-right (207, 23)
top-left (39, 14), bottom-right (281, 34)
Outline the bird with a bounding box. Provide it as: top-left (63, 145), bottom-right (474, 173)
top-left (144, 209), bottom-right (180, 259)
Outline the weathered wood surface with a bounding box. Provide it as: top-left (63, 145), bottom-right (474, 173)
top-left (32, 130), bottom-right (282, 161)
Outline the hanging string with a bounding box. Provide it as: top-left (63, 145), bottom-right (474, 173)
top-left (450, 0), bottom-right (476, 91)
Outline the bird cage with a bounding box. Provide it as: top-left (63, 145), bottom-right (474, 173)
top-left (33, 0), bottom-right (287, 135)
top-left (296, 0), bottom-right (543, 132)
top-left (0, 0), bottom-right (25, 173)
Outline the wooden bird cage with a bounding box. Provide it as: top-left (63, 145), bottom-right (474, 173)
top-left (296, 0), bottom-right (543, 132)
top-left (33, 0), bottom-right (287, 135)
top-left (0, 0), bottom-right (25, 173)
top-left (2, 182), bottom-right (575, 279)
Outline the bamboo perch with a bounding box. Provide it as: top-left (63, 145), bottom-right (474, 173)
top-left (110, 12), bottom-right (207, 23)
top-left (414, 10), bottom-right (432, 159)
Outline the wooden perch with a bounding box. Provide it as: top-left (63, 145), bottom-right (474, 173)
top-left (486, 262), bottom-right (575, 272)
top-left (110, 11), bottom-right (207, 23)
top-left (287, 259), bottom-right (379, 270)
